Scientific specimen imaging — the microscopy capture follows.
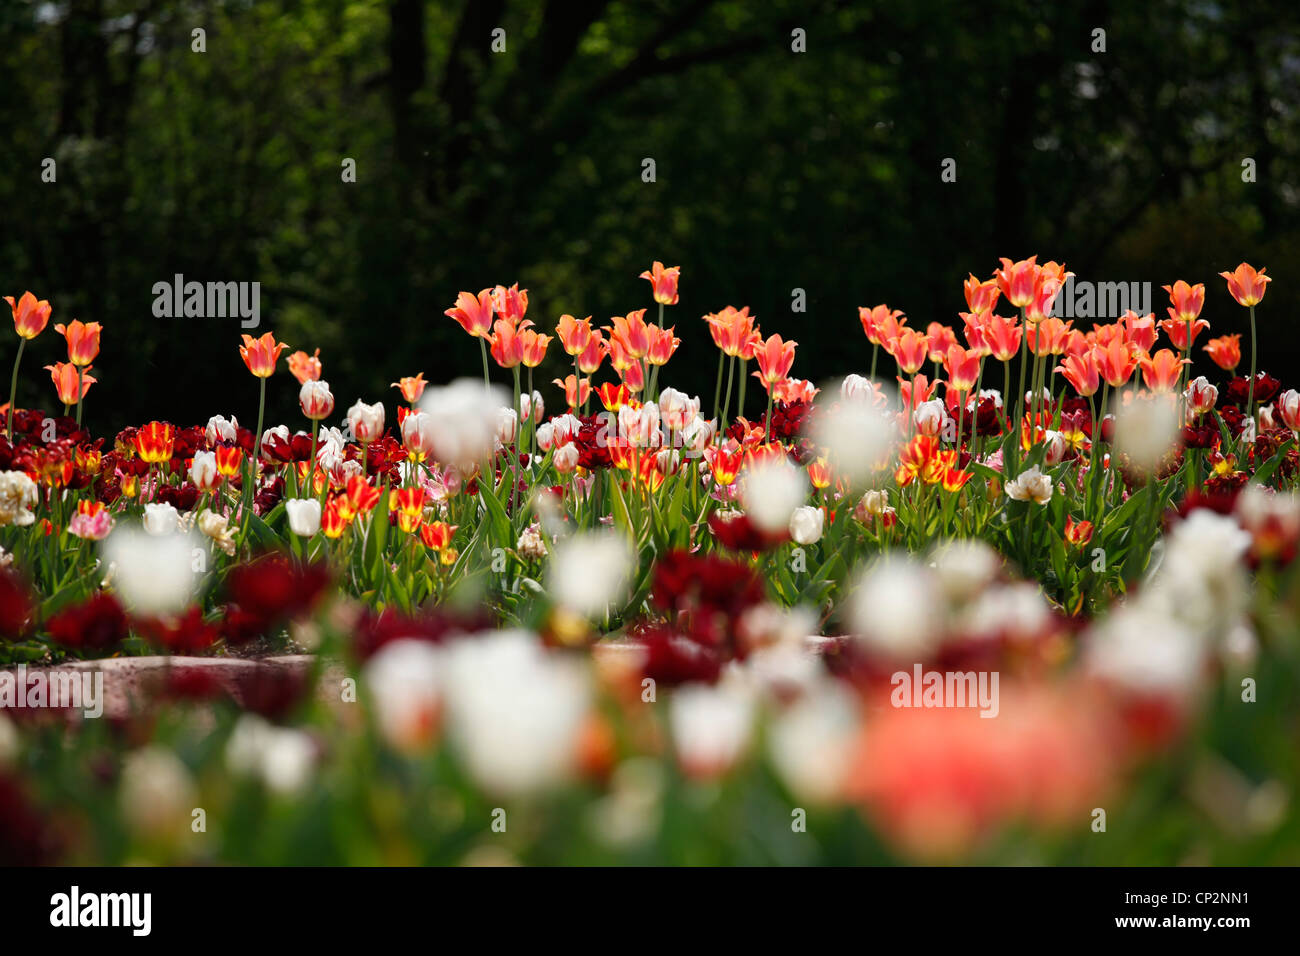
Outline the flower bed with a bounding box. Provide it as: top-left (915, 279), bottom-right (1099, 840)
top-left (1, 260), bottom-right (1298, 865)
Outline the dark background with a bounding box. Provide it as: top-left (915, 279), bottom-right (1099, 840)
top-left (2, 0), bottom-right (1297, 435)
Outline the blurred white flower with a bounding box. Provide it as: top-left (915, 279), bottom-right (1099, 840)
top-left (225, 714), bottom-right (315, 795)
top-left (101, 525), bottom-right (200, 615)
top-left (419, 379), bottom-right (509, 470)
top-left (442, 630), bottom-right (591, 795)
top-left (670, 675), bottom-right (756, 779)
top-left (119, 746), bottom-right (196, 841)
top-left (1084, 602), bottom-right (1207, 696)
top-left (810, 390), bottom-right (896, 485)
top-left (964, 582), bottom-right (1052, 643)
top-left (847, 557), bottom-right (941, 658)
top-left (742, 456), bottom-right (807, 535)
top-left (363, 639), bottom-right (443, 754)
top-left (548, 531), bottom-right (633, 617)
top-left (767, 678), bottom-right (859, 803)
top-left (930, 539), bottom-right (1002, 603)
top-left (1113, 395), bottom-right (1180, 471)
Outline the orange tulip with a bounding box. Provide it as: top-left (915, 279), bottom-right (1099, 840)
top-left (576, 329), bottom-right (607, 375)
top-left (215, 445), bottom-right (243, 477)
top-left (645, 325), bottom-right (681, 366)
top-left (618, 357), bottom-right (645, 393)
top-left (1064, 516), bottom-right (1094, 547)
top-left (445, 289), bottom-right (495, 338)
top-left (419, 520), bottom-right (458, 551)
top-left (859, 305), bottom-right (907, 346)
top-left (519, 328), bottom-right (552, 368)
top-left (595, 382), bottom-right (631, 412)
top-left (239, 332), bottom-right (289, 378)
top-left (753, 333), bottom-right (798, 386)
top-left (388, 487), bottom-right (426, 534)
top-left (1121, 311), bottom-right (1158, 353)
top-left (556, 314), bottom-right (594, 356)
top-left (490, 284), bottom-right (529, 328)
top-left (1203, 334), bottom-right (1242, 372)
top-left (1138, 348), bottom-right (1188, 393)
top-left (943, 345), bottom-right (981, 392)
top-left (1027, 317), bottom-right (1072, 356)
top-left (54, 320), bottom-right (102, 366)
top-left (704, 444), bottom-right (744, 486)
top-left (982, 314), bottom-right (1022, 362)
top-left (706, 306), bottom-right (759, 357)
top-left (288, 348), bottom-right (322, 384)
top-left (639, 261), bottom-right (681, 306)
top-left (489, 319), bottom-right (525, 369)
top-left (964, 275), bottom-right (1001, 315)
top-left (606, 310), bottom-right (652, 360)
top-left (134, 421), bottom-right (175, 464)
top-left (322, 495), bottom-right (351, 538)
top-left (346, 475), bottom-right (383, 515)
top-left (5, 292), bottom-right (51, 339)
top-left (391, 373), bottom-right (427, 404)
top-left (993, 256), bottom-right (1040, 309)
top-left (1056, 350), bottom-right (1100, 398)
top-left (888, 328), bottom-right (929, 376)
top-left (45, 362), bottom-right (96, 405)
top-left (1094, 338), bottom-right (1139, 388)
top-left (1218, 263), bottom-right (1270, 307)
top-left (808, 457), bottom-right (831, 489)
top-left (1162, 280), bottom-right (1205, 324)
top-left (553, 374), bottom-right (591, 409)
top-left (1157, 316), bottom-right (1210, 352)
top-left (926, 323), bottom-right (958, 363)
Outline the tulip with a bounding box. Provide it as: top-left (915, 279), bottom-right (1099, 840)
top-left (1219, 262), bottom-right (1270, 308)
top-left (143, 502), bottom-right (180, 536)
top-left (239, 332), bottom-right (289, 378)
top-left (6, 292), bottom-right (53, 439)
top-left (1185, 376), bottom-right (1218, 416)
top-left (1064, 515), bottom-right (1094, 548)
top-left (419, 520), bottom-right (457, 551)
top-left (576, 329), bottom-right (607, 377)
top-left (490, 284), bottom-right (529, 328)
top-left (1005, 465), bottom-right (1053, 505)
top-left (134, 421), bottom-right (175, 465)
top-left (68, 501), bottom-right (113, 541)
top-left (640, 261), bottom-right (681, 308)
top-left (1056, 350), bottom-right (1100, 398)
top-left (391, 373), bottom-right (427, 405)
top-left (287, 348), bottom-right (322, 385)
top-left (1094, 338), bottom-right (1138, 388)
top-left (520, 389), bottom-right (544, 424)
top-left (299, 380), bottom-right (335, 421)
top-left (189, 450), bottom-right (220, 491)
top-left (445, 289), bottom-right (496, 339)
top-left (489, 318), bottom-right (526, 369)
top-left (1138, 348), bottom-right (1188, 393)
top-left (964, 274), bottom-right (1001, 315)
top-left (401, 411), bottom-right (435, 462)
top-left (552, 374), bottom-right (591, 410)
top-left (495, 406), bottom-right (518, 446)
top-left (887, 328), bottom-right (928, 376)
top-left (554, 441), bottom-right (580, 474)
top-left (788, 505), bottom-right (825, 545)
top-left (1275, 390), bottom-right (1300, 434)
top-left (993, 256), bottom-right (1040, 309)
top-left (215, 445), bottom-right (242, 477)
top-left (55, 319), bottom-right (102, 366)
top-left (1219, 263), bottom-right (1271, 422)
top-left (1122, 311), bottom-right (1158, 353)
top-left (389, 487), bottom-right (425, 534)
top-left (45, 362), bottom-right (96, 410)
top-left (206, 415), bottom-right (239, 444)
top-left (1203, 334), bottom-right (1241, 372)
top-left (519, 329), bottom-right (551, 368)
top-left (347, 400), bottom-right (385, 443)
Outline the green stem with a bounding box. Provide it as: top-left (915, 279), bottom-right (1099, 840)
top-left (75, 365), bottom-right (85, 427)
top-left (7, 338), bottom-right (26, 440)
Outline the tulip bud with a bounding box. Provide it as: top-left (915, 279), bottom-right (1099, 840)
top-left (142, 502), bottom-right (180, 536)
top-left (495, 406), bottom-right (519, 446)
top-left (788, 505), bottom-right (824, 545)
top-left (1041, 430), bottom-right (1066, 467)
top-left (347, 400), bottom-right (385, 443)
top-left (536, 421), bottom-right (556, 451)
top-left (286, 498), bottom-right (322, 537)
top-left (554, 442), bottom-right (580, 474)
top-left (401, 411), bottom-right (435, 460)
top-left (300, 380), bottom-right (335, 421)
top-left (189, 450), bottom-right (220, 491)
top-left (520, 390), bottom-right (544, 424)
